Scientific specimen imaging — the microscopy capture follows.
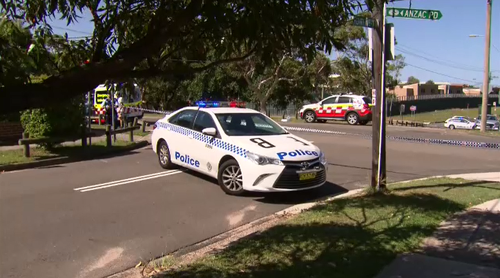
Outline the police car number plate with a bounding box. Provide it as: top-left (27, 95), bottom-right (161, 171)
top-left (299, 172), bottom-right (317, 181)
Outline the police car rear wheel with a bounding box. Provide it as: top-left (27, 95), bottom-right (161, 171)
top-left (157, 140), bottom-right (174, 169)
top-left (304, 111), bottom-right (316, 123)
top-left (218, 159), bottom-right (245, 196)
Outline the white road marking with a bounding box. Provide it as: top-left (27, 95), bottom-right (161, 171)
top-left (73, 170), bottom-right (183, 192)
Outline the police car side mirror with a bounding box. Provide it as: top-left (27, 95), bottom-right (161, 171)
top-left (202, 127), bottom-right (217, 136)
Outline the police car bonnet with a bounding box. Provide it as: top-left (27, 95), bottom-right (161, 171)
top-left (238, 135), bottom-right (321, 161)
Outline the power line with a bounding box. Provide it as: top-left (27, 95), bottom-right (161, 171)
top-left (397, 47), bottom-right (484, 72)
top-left (51, 25), bottom-right (93, 35)
top-left (397, 43), bottom-right (484, 71)
top-left (405, 63), bottom-right (476, 83)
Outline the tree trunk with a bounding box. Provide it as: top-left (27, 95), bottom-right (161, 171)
top-left (259, 100), bottom-right (267, 115)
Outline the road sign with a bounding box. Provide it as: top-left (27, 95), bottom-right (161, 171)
top-left (353, 16), bottom-right (375, 28)
top-left (410, 105), bottom-right (417, 112)
top-left (387, 8), bottom-right (443, 20)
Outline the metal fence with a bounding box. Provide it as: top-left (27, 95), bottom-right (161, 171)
top-left (394, 93), bottom-right (499, 102)
top-left (246, 103), bottom-right (302, 118)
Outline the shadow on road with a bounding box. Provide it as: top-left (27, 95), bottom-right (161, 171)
top-left (183, 169), bottom-right (349, 205)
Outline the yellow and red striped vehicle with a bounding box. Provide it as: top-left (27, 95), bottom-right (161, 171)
top-left (298, 94), bottom-right (374, 125)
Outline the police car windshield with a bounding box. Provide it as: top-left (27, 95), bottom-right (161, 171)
top-left (215, 113), bottom-right (289, 136)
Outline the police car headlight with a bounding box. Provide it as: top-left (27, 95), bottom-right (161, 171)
top-left (319, 151), bottom-right (327, 165)
top-left (246, 151), bottom-right (283, 166)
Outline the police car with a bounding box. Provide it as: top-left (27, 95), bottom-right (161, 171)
top-left (151, 101), bottom-right (328, 196)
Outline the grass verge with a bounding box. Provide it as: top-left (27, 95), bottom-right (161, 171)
top-left (394, 108), bottom-right (499, 123)
top-left (0, 140), bottom-right (135, 166)
top-left (271, 116), bottom-right (302, 123)
top-left (153, 178), bottom-right (500, 278)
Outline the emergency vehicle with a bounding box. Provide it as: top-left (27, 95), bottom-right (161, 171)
top-left (151, 101), bottom-right (328, 196)
top-left (298, 93), bottom-right (373, 125)
top-left (90, 83), bottom-right (144, 124)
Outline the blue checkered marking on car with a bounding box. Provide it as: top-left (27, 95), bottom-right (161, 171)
top-left (155, 121), bottom-right (248, 158)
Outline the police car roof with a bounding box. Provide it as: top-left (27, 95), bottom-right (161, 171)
top-left (187, 107), bottom-right (260, 114)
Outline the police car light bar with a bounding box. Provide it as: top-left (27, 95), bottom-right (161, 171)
top-left (195, 101), bottom-right (246, 108)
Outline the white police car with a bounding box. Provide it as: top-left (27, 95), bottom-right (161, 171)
top-left (151, 101), bottom-right (328, 196)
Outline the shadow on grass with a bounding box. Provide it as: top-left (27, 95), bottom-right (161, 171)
top-left (48, 143), bottom-right (144, 160)
top-left (152, 193), bottom-right (469, 278)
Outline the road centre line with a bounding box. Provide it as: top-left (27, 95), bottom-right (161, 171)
top-left (73, 170), bottom-right (183, 193)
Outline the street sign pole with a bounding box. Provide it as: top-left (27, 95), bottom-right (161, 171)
top-left (376, 1), bottom-right (387, 190)
top-left (371, 0), bottom-right (387, 190)
top-left (480, 0), bottom-right (492, 132)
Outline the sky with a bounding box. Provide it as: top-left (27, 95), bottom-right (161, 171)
top-left (47, 0), bottom-right (499, 87)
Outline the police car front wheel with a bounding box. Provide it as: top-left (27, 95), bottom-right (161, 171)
top-left (218, 159), bottom-right (245, 196)
top-left (157, 140), bottom-right (174, 169)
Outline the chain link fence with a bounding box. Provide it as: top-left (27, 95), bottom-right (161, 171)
top-left (246, 103), bottom-right (303, 119)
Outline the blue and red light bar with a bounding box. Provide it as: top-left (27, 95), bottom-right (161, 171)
top-left (195, 101), bottom-right (246, 108)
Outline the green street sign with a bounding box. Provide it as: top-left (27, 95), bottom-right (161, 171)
top-left (353, 16), bottom-right (375, 28)
top-left (386, 8), bottom-right (443, 20)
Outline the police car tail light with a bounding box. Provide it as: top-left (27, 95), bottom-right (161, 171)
top-left (246, 151), bottom-right (283, 166)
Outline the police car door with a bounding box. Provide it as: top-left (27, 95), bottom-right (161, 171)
top-left (191, 111), bottom-right (220, 177)
top-left (167, 109), bottom-right (200, 169)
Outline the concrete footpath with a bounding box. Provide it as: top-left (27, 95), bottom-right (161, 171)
top-left (375, 173), bottom-right (500, 278)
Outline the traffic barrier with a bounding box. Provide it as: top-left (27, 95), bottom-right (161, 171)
top-left (104, 120), bottom-right (140, 147)
top-left (282, 126), bottom-right (500, 150)
top-left (18, 131), bottom-right (97, 158)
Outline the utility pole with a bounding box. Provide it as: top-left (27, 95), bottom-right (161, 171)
top-left (480, 0), bottom-right (492, 132)
top-left (371, 0), bottom-right (387, 190)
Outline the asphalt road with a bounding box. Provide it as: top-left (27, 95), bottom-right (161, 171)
top-left (1, 131), bottom-right (499, 278)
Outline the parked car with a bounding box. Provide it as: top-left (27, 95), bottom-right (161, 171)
top-left (444, 118), bottom-right (477, 130)
top-left (474, 115), bottom-right (499, 131)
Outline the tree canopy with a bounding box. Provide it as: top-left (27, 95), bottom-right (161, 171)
top-left (1, 0), bottom-right (366, 115)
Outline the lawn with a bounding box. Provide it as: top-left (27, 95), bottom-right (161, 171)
top-left (394, 108), bottom-right (499, 123)
top-left (0, 140), bottom-right (135, 166)
top-left (152, 178), bottom-right (500, 278)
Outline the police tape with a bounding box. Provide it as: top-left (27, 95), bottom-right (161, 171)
top-left (135, 107), bottom-right (172, 114)
top-left (282, 126), bottom-right (500, 150)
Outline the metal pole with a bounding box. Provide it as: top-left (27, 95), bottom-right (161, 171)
top-left (111, 83), bottom-right (116, 142)
top-left (87, 91), bottom-right (92, 145)
top-left (480, 0), bottom-right (492, 132)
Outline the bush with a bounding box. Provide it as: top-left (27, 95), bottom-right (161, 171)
top-left (20, 96), bottom-right (85, 148)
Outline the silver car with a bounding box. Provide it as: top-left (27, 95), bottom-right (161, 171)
top-left (475, 115), bottom-right (499, 131)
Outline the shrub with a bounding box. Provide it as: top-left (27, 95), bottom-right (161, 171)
top-left (20, 96), bottom-right (85, 148)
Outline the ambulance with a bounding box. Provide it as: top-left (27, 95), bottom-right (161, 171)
top-left (89, 83), bottom-right (144, 124)
top-left (298, 93), bottom-right (373, 125)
